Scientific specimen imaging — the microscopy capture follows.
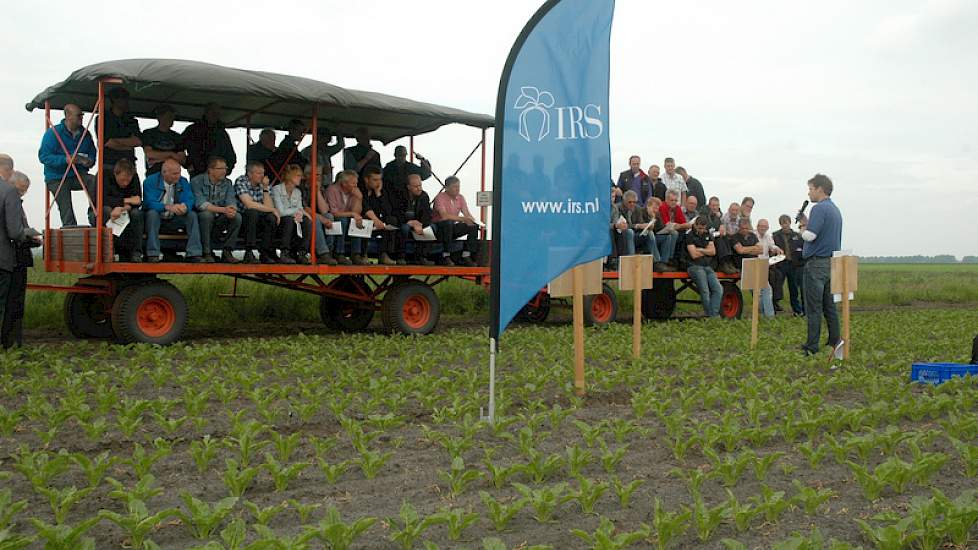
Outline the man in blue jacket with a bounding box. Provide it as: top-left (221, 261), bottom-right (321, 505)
top-left (38, 104), bottom-right (97, 227)
top-left (143, 159), bottom-right (206, 263)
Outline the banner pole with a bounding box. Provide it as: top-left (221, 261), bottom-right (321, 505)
top-left (632, 260), bottom-right (641, 360)
top-left (573, 266), bottom-right (586, 396)
top-left (487, 338), bottom-right (497, 424)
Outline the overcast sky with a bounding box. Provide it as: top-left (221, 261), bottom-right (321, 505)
top-left (2, 0), bottom-right (976, 257)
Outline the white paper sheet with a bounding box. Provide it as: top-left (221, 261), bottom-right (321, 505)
top-left (323, 221), bottom-right (344, 236)
top-left (106, 211), bottom-right (130, 237)
top-left (347, 219), bottom-right (374, 238)
top-left (295, 221), bottom-right (303, 238)
top-left (412, 226), bottom-right (437, 241)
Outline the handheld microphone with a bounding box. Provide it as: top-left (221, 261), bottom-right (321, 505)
top-left (414, 152), bottom-right (427, 161)
top-left (795, 200), bottom-right (809, 222)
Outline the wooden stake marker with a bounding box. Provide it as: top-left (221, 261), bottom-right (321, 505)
top-left (831, 254), bottom-right (859, 359)
top-left (550, 259), bottom-right (603, 396)
top-left (618, 255), bottom-right (654, 360)
top-left (740, 258), bottom-right (769, 349)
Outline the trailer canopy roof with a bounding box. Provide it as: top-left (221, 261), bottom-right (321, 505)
top-left (26, 58), bottom-right (494, 143)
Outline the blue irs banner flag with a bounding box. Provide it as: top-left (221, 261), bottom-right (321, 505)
top-left (491, 0), bottom-right (615, 338)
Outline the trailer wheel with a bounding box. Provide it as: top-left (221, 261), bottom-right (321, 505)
top-left (720, 281), bottom-right (744, 319)
top-left (320, 276), bottom-right (374, 332)
top-left (519, 292), bottom-right (551, 323)
top-left (382, 281), bottom-right (440, 335)
top-left (111, 280), bottom-right (187, 345)
top-left (64, 292), bottom-right (115, 339)
top-left (583, 283), bottom-right (618, 327)
top-left (641, 279), bottom-right (676, 321)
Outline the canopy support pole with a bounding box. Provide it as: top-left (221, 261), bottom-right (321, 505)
top-left (95, 81), bottom-right (105, 272)
top-left (480, 128), bottom-right (487, 233)
top-left (309, 105), bottom-right (319, 264)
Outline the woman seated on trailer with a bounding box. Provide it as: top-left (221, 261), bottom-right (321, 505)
top-left (270, 164), bottom-right (311, 264)
top-left (362, 166), bottom-right (403, 266)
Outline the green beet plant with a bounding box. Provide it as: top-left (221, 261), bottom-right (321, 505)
top-left (243, 499), bottom-right (287, 527)
top-left (387, 501), bottom-right (439, 549)
top-left (513, 482), bottom-right (568, 523)
top-left (178, 492), bottom-right (238, 539)
top-left (438, 457), bottom-right (484, 498)
top-left (479, 491), bottom-right (527, 532)
top-left (99, 497), bottom-right (181, 549)
top-left (610, 476), bottom-right (645, 509)
top-left (570, 516), bottom-right (650, 550)
top-left (651, 497), bottom-right (690, 550)
top-left (262, 453), bottom-right (310, 492)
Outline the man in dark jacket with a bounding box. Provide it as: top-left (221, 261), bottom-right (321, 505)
top-left (382, 145), bottom-right (432, 211)
top-left (773, 214), bottom-right (805, 315)
top-left (182, 103), bottom-right (236, 177)
top-left (676, 166), bottom-right (706, 212)
top-left (1, 170), bottom-right (41, 349)
top-left (343, 127), bottom-right (382, 192)
top-left (399, 173), bottom-right (435, 265)
top-left (615, 155), bottom-right (652, 205)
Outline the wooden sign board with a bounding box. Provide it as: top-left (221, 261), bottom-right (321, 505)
top-left (740, 258), bottom-right (769, 291)
top-left (831, 255), bottom-right (859, 294)
top-left (618, 255), bottom-right (654, 291)
top-left (549, 259), bottom-right (603, 297)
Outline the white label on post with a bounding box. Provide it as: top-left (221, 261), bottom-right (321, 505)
top-left (476, 191), bottom-right (492, 207)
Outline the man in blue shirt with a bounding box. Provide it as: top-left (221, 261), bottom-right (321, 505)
top-left (38, 104), bottom-right (97, 227)
top-left (800, 173), bottom-right (843, 356)
top-left (143, 159), bottom-right (205, 263)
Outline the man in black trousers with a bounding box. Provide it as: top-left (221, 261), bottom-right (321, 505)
top-left (1, 167), bottom-right (42, 349)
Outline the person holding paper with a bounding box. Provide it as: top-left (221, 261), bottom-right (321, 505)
top-left (399, 173), bottom-right (436, 265)
top-left (638, 197), bottom-right (673, 272)
top-left (773, 214), bottom-right (805, 315)
top-left (431, 176), bottom-right (480, 267)
top-left (1, 170), bottom-right (43, 348)
top-left (754, 218), bottom-right (783, 318)
top-left (191, 156), bottom-right (241, 264)
top-left (659, 190), bottom-right (690, 268)
top-left (800, 174), bottom-right (843, 357)
top-left (271, 165), bottom-right (311, 264)
top-left (326, 170), bottom-right (367, 265)
top-left (101, 160), bottom-right (144, 262)
top-left (362, 167), bottom-right (401, 265)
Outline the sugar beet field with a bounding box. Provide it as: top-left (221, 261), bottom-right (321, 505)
top-left (3, 301), bottom-right (978, 547)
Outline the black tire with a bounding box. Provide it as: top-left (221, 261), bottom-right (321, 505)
top-left (64, 292), bottom-right (115, 339)
top-left (583, 283), bottom-right (618, 327)
top-left (381, 281), bottom-right (440, 335)
top-left (519, 292), bottom-right (551, 323)
top-left (641, 279), bottom-right (676, 321)
top-left (720, 281), bottom-right (744, 320)
top-left (111, 280), bottom-right (187, 345)
top-left (320, 276), bottom-right (374, 332)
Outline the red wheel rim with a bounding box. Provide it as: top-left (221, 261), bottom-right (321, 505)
top-left (136, 297), bottom-right (176, 338)
top-left (720, 291), bottom-right (739, 318)
top-left (402, 294), bottom-right (431, 330)
top-left (591, 293), bottom-right (613, 323)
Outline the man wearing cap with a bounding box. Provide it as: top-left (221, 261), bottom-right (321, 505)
top-left (141, 104), bottom-right (186, 176)
top-left (97, 87), bottom-right (142, 188)
top-left (38, 103), bottom-right (98, 227)
top-left (182, 103), bottom-right (236, 178)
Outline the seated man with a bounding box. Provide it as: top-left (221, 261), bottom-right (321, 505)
top-left (101, 159), bottom-right (144, 262)
top-left (682, 195), bottom-right (699, 225)
top-left (704, 196), bottom-right (724, 235)
top-left (720, 202), bottom-right (740, 236)
top-left (271, 164), bottom-right (311, 264)
top-left (326, 169), bottom-right (367, 265)
top-left (298, 164), bottom-right (339, 266)
top-left (731, 218), bottom-right (763, 270)
top-left (400, 173), bottom-right (435, 265)
top-left (740, 196), bottom-right (755, 225)
top-left (234, 161), bottom-right (280, 264)
top-left (606, 186), bottom-right (629, 270)
top-left (686, 216), bottom-right (723, 317)
top-left (640, 197), bottom-right (675, 271)
top-left (362, 166), bottom-right (401, 265)
top-left (191, 156), bottom-right (241, 263)
top-left (141, 104), bottom-right (187, 176)
top-left (383, 145), bottom-right (432, 212)
top-left (431, 176), bottom-right (480, 267)
top-left (659, 190), bottom-right (691, 267)
top-left (143, 159), bottom-right (205, 263)
top-left (648, 164), bottom-right (666, 201)
top-left (618, 190), bottom-right (643, 256)
top-left (772, 214), bottom-right (805, 315)
top-left (38, 103), bottom-right (97, 227)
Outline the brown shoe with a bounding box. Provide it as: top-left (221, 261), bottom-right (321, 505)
top-left (221, 249), bottom-right (240, 264)
top-left (459, 257), bottom-right (477, 267)
top-left (438, 256), bottom-right (455, 267)
top-left (379, 252), bottom-right (396, 266)
top-left (351, 254), bottom-right (368, 265)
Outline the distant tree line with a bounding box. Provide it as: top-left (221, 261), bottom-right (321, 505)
top-left (862, 255), bottom-right (978, 264)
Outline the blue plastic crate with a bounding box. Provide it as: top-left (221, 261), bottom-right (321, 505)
top-left (910, 362), bottom-right (978, 385)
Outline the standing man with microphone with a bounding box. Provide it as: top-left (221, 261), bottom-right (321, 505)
top-left (799, 174), bottom-right (843, 356)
